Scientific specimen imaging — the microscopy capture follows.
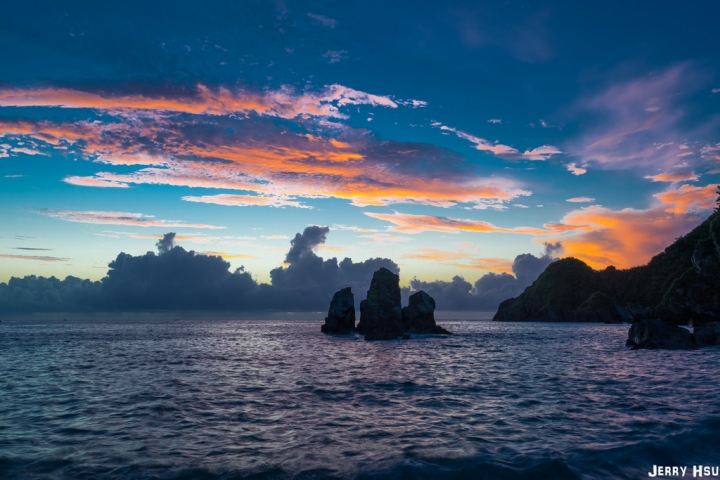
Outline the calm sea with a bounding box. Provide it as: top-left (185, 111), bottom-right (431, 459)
top-left (1, 318), bottom-right (719, 479)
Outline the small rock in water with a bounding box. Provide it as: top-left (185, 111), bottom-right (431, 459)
top-left (693, 321), bottom-right (720, 347)
top-left (402, 291), bottom-right (451, 335)
top-left (321, 287), bottom-right (355, 334)
top-left (626, 318), bottom-right (695, 350)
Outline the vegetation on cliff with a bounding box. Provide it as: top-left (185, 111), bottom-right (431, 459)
top-left (494, 208), bottom-right (720, 325)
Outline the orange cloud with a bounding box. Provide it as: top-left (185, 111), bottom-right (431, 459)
top-left (653, 184), bottom-right (717, 213)
top-left (38, 209), bottom-right (225, 229)
top-left (401, 248), bottom-right (514, 273)
top-left (546, 206), bottom-right (704, 269)
top-left (0, 84), bottom-right (398, 119)
top-left (451, 258), bottom-right (514, 274)
top-left (644, 171), bottom-right (699, 182)
top-left (0, 118), bottom-right (528, 209)
top-left (545, 184), bottom-right (716, 269)
top-left (365, 212), bottom-right (587, 235)
top-left (401, 249), bottom-right (475, 261)
top-left (201, 251), bottom-right (257, 259)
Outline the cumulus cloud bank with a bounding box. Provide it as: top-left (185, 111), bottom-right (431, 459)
top-left (0, 228), bottom-right (562, 313)
top-left (0, 227), bottom-right (397, 313)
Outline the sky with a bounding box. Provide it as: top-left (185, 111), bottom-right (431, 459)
top-left (1, 0), bottom-right (719, 291)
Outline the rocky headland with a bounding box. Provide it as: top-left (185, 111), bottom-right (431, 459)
top-left (321, 267), bottom-right (452, 340)
top-left (493, 209), bottom-right (720, 328)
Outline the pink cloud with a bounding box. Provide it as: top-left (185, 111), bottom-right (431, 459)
top-left (182, 194), bottom-right (312, 209)
top-left (0, 117), bottom-right (528, 210)
top-left (644, 171), bottom-right (699, 183)
top-left (0, 83), bottom-right (398, 120)
top-left (63, 176), bottom-right (130, 188)
top-left (364, 211), bottom-right (587, 235)
top-left (564, 63), bottom-right (717, 174)
top-left (565, 163), bottom-right (586, 175)
top-left (38, 209), bottom-right (225, 229)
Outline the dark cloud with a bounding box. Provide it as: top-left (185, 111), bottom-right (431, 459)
top-left (0, 227), bottom-right (398, 313)
top-left (156, 232), bottom-right (176, 255)
top-left (269, 226), bottom-right (399, 310)
top-left (0, 229), bottom-right (560, 313)
top-left (403, 245), bottom-right (562, 310)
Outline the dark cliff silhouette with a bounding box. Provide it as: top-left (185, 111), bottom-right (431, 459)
top-left (494, 209), bottom-right (720, 326)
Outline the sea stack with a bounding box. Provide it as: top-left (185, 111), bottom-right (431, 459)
top-left (357, 267), bottom-right (405, 341)
top-left (625, 318), bottom-right (695, 350)
top-left (402, 291), bottom-right (451, 334)
top-left (321, 287), bottom-right (355, 334)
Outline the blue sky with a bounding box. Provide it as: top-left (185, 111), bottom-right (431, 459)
top-left (1, 0), bottom-right (719, 286)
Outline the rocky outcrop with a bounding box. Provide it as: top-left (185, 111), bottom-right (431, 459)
top-left (693, 321), bottom-right (720, 347)
top-left (626, 319), bottom-right (695, 350)
top-left (321, 287), bottom-right (355, 334)
top-left (357, 268), bottom-right (405, 341)
top-left (402, 291), bottom-right (451, 334)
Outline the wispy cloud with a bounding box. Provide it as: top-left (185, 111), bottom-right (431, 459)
top-left (322, 50), bottom-right (348, 63)
top-left (64, 176), bottom-right (130, 188)
top-left (437, 123), bottom-right (561, 160)
top-left (331, 224), bottom-right (379, 233)
top-left (12, 147), bottom-right (46, 156)
top-left (183, 194), bottom-right (312, 209)
top-left (644, 171), bottom-right (699, 183)
top-left (0, 84), bottom-right (398, 120)
top-left (38, 209), bottom-right (225, 229)
top-left (365, 211), bottom-right (586, 235)
top-left (307, 13), bottom-right (337, 28)
top-left (260, 235), bottom-right (290, 240)
top-left (565, 63), bottom-right (717, 173)
top-left (566, 197), bottom-right (595, 203)
top-left (400, 248), bottom-right (514, 273)
top-left (359, 233), bottom-right (411, 244)
top-left (200, 251), bottom-right (257, 259)
top-left (0, 254), bottom-right (69, 262)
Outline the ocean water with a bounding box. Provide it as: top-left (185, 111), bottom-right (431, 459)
top-left (2, 318), bottom-right (720, 480)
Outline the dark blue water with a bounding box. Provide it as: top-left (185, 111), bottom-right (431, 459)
top-left (1, 318), bottom-right (720, 480)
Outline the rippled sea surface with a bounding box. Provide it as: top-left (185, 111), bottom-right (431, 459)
top-left (2, 318), bottom-right (720, 480)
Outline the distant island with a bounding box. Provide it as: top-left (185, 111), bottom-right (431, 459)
top-left (494, 207), bottom-right (720, 327)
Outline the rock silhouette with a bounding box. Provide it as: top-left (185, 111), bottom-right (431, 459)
top-left (345, 268), bottom-right (452, 340)
top-left (357, 268), bottom-right (405, 341)
top-left (402, 291), bottom-right (451, 334)
top-left (494, 209), bottom-right (720, 328)
top-left (321, 287), bottom-right (355, 334)
top-left (626, 319), bottom-right (695, 350)
top-left (693, 321), bottom-right (720, 347)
